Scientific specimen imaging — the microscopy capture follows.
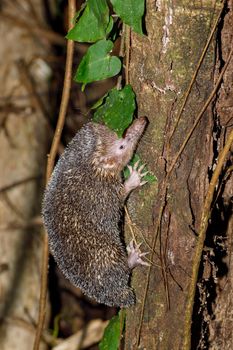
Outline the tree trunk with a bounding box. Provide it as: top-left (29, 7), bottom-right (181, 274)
top-left (125, 0), bottom-right (232, 349)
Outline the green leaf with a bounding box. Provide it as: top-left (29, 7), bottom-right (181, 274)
top-left (66, 0), bottom-right (112, 42)
top-left (93, 85), bottom-right (135, 136)
top-left (123, 154), bottom-right (157, 183)
top-left (72, 2), bottom-right (87, 24)
top-left (99, 312), bottom-right (124, 350)
top-left (106, 16), bottom-right (114, 36)
top-left (110, 0), bottom-right (145, 34)
top-left (74, 40), bottom-right (121, 89)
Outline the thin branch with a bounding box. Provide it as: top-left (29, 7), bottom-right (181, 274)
top-left (182, 128), bottom-right (233, 350)
top-left (159, 212), bottom-right (171, 310)
top-left (33, 1), bottom-right (76, 350)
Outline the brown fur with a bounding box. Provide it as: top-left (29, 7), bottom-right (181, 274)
top-left (42, 118), bottom-right (146, 307)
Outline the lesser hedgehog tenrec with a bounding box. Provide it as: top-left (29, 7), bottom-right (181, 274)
top-left (42, 117), bottom-right (148, 307)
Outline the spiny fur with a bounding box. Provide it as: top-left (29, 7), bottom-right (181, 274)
top-left (42, 121), bottom-right (144, 307)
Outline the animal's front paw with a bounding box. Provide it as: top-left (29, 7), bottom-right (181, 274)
top-left (127, 240), bottom-right (150, 269)
top-left (124, 160), bottom-right (148, 195)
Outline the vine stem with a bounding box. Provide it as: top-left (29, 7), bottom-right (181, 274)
top-left (33, 1), bottom-right (75, 349)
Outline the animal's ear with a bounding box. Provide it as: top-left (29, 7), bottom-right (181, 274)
top-left (102, 156), bottom-right (118, 169)
top-left (107, 156), bottom-right (118, 168)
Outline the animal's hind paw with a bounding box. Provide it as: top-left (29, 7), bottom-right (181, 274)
top-left (127, 240), bottom-right (150, 269)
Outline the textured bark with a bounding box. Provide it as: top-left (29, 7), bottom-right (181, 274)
top-left (124, 0), bottom-right (232, 349)
top-left (208, 1), bottom-right (233, 349)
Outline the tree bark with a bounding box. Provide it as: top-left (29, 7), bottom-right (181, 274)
top-left (125, 0), bottom-right (232, 349)
top-left (208, 1), bottom-right (233, 349)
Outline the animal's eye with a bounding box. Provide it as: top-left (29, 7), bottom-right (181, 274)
top-left (119, 145), bottom-right (124, 149)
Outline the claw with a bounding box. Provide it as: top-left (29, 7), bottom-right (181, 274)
top-left (139, 251), bottom-right (149, 257)
top-left (124, 162), bottom-right (148, 195)
top-left (134, 160), bottom-right (140, 168)
top-left (127, 165), bottom-right (133, 173)
top-left (140, 180), bottom-right (148, 186)
top-left (141, 171), bottom-right (149, 177)
top-left (138, 163), bottom-right (146, 172)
